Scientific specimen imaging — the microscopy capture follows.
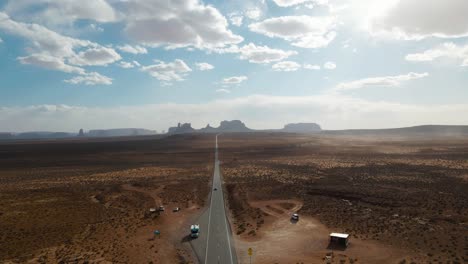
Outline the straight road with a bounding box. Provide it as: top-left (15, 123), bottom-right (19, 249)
top-left (204, 134), bottom-right (237, 264)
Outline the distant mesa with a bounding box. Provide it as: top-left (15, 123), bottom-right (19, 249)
top-left (282, 123), bottom-right (322, 133)
top-left (0, 128), bottom-right (157, 141)
top-left (199, 124), bottom-right (218, 133)
top-left (3, 122), bottom-right (468, 141)
top-left (218, 120), bottom-right (251, 132)
top-left (0, 132), bottom-right (13, 140)
top-left (168, 120), bottom-right (252, 134)
top-left (87, 128), bottom-right (156, 137)
top-left (168, 123), bottom-right (195, 134)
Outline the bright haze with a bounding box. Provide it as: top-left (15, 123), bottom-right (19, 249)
top-left (0, 0), bottom-right (467, 132)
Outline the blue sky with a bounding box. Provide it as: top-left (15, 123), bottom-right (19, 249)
top-left (0, 0), bottom-right (467, 132)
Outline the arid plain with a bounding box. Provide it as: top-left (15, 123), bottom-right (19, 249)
top-left (1, 133), bottom-right (467, 263)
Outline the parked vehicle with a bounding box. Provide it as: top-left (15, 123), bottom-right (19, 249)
top-left (190, 224), bottom-right (200, 238)
top-left (291, 213), bottom-right (299, 221)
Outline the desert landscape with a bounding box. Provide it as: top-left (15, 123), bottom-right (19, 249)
top-left (219, 133), bottom-right (468, 264)
top-left (1, 132), bottom-right (467, 263)
top-left (0, 135), bottom-right (214, 263)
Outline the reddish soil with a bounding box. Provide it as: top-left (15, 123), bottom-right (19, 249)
top-left (220, 133), bottom-right (468, 264)
top-left (0, 134), bottom-right (214, 263)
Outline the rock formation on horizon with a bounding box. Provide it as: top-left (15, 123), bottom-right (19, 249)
top-left (282, 123), bottom-right (322, 133)
top-left (167, 123), bottom-right (195, 134)
top-left (217, 120), bottom-right (251, 132)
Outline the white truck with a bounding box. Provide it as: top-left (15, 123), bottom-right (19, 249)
top-left (190, 224), bottom-right (200, 238)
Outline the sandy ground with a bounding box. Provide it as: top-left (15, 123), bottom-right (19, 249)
top-left (233, 199), bottom-right (409, 264)
top-left (220, 134), bottom-right (468, 263)
top-left (0, 134), bottom-right (214, 263)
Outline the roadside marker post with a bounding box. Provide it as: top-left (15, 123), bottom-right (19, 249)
top-left (248, 247), bottom-right (253, 264)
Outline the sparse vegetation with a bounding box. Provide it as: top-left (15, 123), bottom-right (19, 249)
top-left (220, 133), bottom-right (468, 263)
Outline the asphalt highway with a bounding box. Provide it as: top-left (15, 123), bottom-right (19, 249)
top-left (204, 134), bottom-right (237, 264)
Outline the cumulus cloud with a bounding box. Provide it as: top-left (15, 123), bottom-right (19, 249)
top-left (69, 46), bottom-right (121, 66)
top-left (195, 62), bottom-right (214, 71)
top-left (323, 61), bottom-right (336, 69)
top-left (249, 15), bottom-right (337, 48)
top-left (18, 54), bottom-right (85, 74)
top-left (272, 0), bottom-right (329, 7)
top-left (222, 76), bottom-right (248, 84)
top-left (245, 8), bottom-right (262, 20)
top-left (303, 64), bottom-right (321, 70)
top-left (121, 0), bottom-right (243, 50)
top-left (335, 72), bottom-right (429, 91)
top-left (118, 61), bottom-right (135, 69)
top-left (0, 12), bottom-right (119, 84)
top-left (215, 43), bottom-right (297, 64)
top-left (117, 44), bottom-right (148, 54)
top-left (272, 61), bottom-right (301, 71)
top-left (141, 59), bottom-right (192, 82)
top-left (369, 0), bottom-right (468, 39)
top-left (3, 0), bottom-right (117, 26)
top-left (229, 14), bottom-right (243, 27)
top-left (406, 42), bottom-right (468, 67)
top-left (2, 95), bottom-right (467, 132)
top-left (65, 72), bottom-right (113, 85)
top-left (216, 88), bottom-right (231, 93)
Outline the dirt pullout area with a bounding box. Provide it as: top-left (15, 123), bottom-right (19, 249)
top-left (0, 134), bottom-right (213, 263)
top-left (220, 133), bottom-right (468, 263)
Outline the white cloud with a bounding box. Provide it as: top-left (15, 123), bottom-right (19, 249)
top-left (323, 61), bottom-right (336, 70)
top-left (335, 72), bottom-right (429, 91)
top-left (249, 15), bottom-right (337, 48)
top-left (132, 60), bottom-right (141, 67)
top-left (222, 76), bottom-right (248, 84)
top-left (195, 62), bottom-right (214, 71)
top-left (272, 0), bottom-right (329, 8)
top-left (89, 23), bottom-right (104, 32)
top-left (4, 0), bottom-right (117, 26)
top-left (117, 44), bottom-right (148, 54)
top-left (0, 12), bottom-right (118, 83)
top-left (406, 42), bottom-right (468, 67)
top-left (229, 14), bottom-right (243, 27)
top-left (2, 95), bottom-right (468, 132)
top-left (0, 12), bottom-right (88, 59)
top-left (69, 46), bottom-right (121, 66)
top-left (368, 0), bottom-right (468, 39)
top-left (245, 8), bottom-right (262, 20)
top-left (65, 72), bottom-right (113, 86)
top-left (18, 54), bottom-right (85, 74)
top-left (121, 0), bottom-right (243, 50)
top-left (216, 88), bottom-right (231, 93)
top-left (141, 59), bottom-right (192, 82)
top-left (215, 43), bottom-right (298, 64)
top-left (118, 61), bottom-right (135, 69)
top-left (272, 61), bottom-right (301, 71)
top-left (304, 64), bottom-right (321, 70)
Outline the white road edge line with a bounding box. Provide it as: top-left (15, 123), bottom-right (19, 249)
top-left (222, 191), bottom-right (235, 264)
top-left (217, 134), bottom-right (235, 264)
top-left (204, 135), bottom-right (217, 264)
